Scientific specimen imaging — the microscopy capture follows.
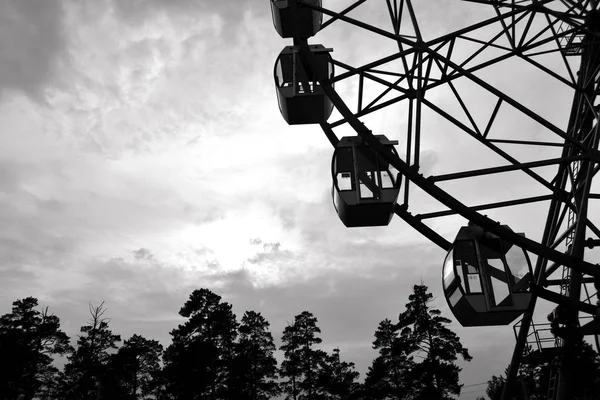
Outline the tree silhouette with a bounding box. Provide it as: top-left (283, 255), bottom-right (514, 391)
top-left (0, 297), bottom-right (72, 400)
top-left (162, 288), bottom-right (238, 399)
top-left (486, 341), bottom-right (600, 400)
top-left (61, 301), bottom-right (121, 400)
top-left (280, 311), bottom-right (325, 400)
top-left (398, 284), bottom-right (472, 399)
top-left (571, 341), bottom-right (600, 399)
top-left (364, 318), bottom-right (414, 399)
top-left (229, 311), bottom-right (280, 399)
top-left (104, 334), bottom-right (164, 399)
top-left (485, 373), bottom-right (506, 400)
top-left (317, 347), bottom-right (361, 399)
top-left (485, 345), bottom-right (540, 400)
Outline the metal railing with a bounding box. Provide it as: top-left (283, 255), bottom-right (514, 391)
top-left (513, 315), bottom-right (595, 354)
top-left (513, 320), bottom-right (557, 353)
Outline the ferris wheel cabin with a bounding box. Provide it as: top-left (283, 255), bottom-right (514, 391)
top-left (332, 135), bottom-right (401, 227)
top-left (443, 224), bottom-right (533, 327)
top-left (271, 0), bottom-right (323, 39)
top-left (274, 45), bottom-right (334, 125)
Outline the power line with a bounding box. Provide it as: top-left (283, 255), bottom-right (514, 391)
top-left (462, 387), bottom-right (487, 394)
top-left (462, 382), bottom-right (488, 388)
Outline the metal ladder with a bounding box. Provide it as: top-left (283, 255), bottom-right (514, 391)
top-left (547, 367), bottom-right (559, 400)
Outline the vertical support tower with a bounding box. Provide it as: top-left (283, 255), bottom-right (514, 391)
top-left (555, 10), bottom-right (600, 400)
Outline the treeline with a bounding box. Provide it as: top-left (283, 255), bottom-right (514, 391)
top-left (0, 284), bottom-right (472, 400)
top-left (479, 342), bottom-right (600, 400)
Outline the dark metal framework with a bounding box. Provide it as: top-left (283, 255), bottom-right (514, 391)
top-left (279, 0), bottom-right (600, 399)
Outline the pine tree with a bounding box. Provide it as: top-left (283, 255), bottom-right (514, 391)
top-left (61, 301), bottom-right (121, 400)
top-left (397, 284), bottom-right (472, 400)
top-left (162, 288), bottom-right (238, 399)
top-left (0, 297), bottom-right (72, 400)
top-left (485, 374), bottom-right (505, 400)
top-left (105, 334), bottom-right (164, 399)
top-left (280, 311), bottom-right (325, 400)
top-left (317, 347), bottom-right (360, 399)
top-left (364, 319), bottom-right (414, 399)
top-left (229, 311), bottom-right (280, 399)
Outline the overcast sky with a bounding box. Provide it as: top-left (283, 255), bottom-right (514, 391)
top-left (1, 1), bottom-right (597, 399)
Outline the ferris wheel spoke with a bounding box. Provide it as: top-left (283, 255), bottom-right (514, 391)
top-left (456, 34), bottom-right (513, 53)
top-left (559, 0), bottom-right (584, 12)
top-left (533, 10), bottom-right (578, 54)
top-left (524, 18), bottom-right (570, 52)
top-left (429, 2), bottom-right (536, 48)
top-left (317, 75), bottom-right (600, 277)
top-left (326, 50), bottom-right (587, 195)
top-left (585, 218), bottom-right (600, 239)
top-left (416, 195), bottom-right (556, 220)
top-left (403, 98), bottom-right (414, 205)
top-left (429, 155), bottom-right (586, 183)
top-left (429, 50), bottom-right (600, 158)
top-left (532, 286), bottom-right (598, 314)
top-left (327, 27), bottom-right (582, 148)
top-left (453, 28), bottom-right (576, 83)
top-left (436, 10), bottom-right (584, 86)
top-left (404, 0), bottom-right (423, 41)
top-left (542, 11), bottom-right (600, 53)
top-left (494, 4), bottom-right (519, 49)
top-left (539, 14), bottom-right (576, 53)
top-left (487, 138), bottom-right (573, 146)
top-left (318, 0), bottom-right (368, 31)
top-left (420, 98), bottom-right (565, 194)
top-left (299, 0), bottom-right (415, 44)
top-left (486, 97), bottom-right (504, 137)
top-left (328, 59), bottom-right (411, 114)
top-left (385, 0), bottom-right (401, 35)
top-left (446, 80), bottom-right (483, 135)
top-left (326, 61), bottom-right (594, 202)
top-left (414, 51), bottom-right (424, 165)
top-left (332, 48), bottom-right (415, 83)
top-left (518, 7), bottom-right (538, 47)
top-left (522, 52), bottom-right (577, 87)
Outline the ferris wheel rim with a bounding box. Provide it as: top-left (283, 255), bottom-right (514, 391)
top-left (299, 0), bottom-right (600, 365)
top-left (279, 0), bottom-right (600, 357)
top-left (290, 24), bottom-right (600, 283)
top-left (315, 70), bottom-right (600, 279)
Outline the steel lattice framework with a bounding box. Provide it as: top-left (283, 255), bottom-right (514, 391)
top-left (276, 0), bottom-right (600, 399)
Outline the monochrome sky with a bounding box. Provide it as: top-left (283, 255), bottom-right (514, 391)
top-left (1, 1), bottom-right (597, 399)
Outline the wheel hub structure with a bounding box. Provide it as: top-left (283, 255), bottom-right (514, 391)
top-left (270, 1), bottom-right (600, 399)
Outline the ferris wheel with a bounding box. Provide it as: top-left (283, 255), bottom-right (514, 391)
top-left (269, 1), bottom-right (600, 399)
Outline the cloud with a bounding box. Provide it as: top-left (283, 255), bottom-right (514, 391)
top-left (112, 0), bottom-right (264, 30)
top-left (249, 238), bottom-right (263, 245)
top-left (0, 0), bottom-right (67, 100)
top-left (247, 242), bottom-right (292, 264)
top-left (133, 248), bottom-right (153, 260)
